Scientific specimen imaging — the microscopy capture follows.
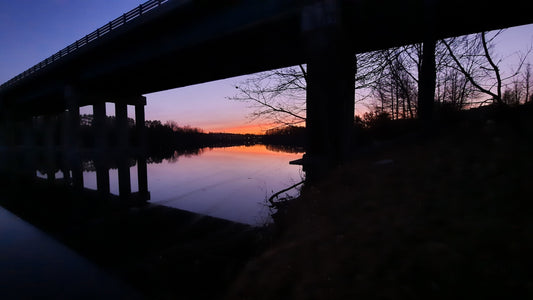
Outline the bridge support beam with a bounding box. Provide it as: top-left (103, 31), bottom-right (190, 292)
top-left (134, 97), bottom-right (149, 200)
top-left (118, 157), bottom-right (131, 200)
top-left (114, 96), bottom-right (147, 200)
top-left (93, 102), bottom-right (110, 196)
top-left (96, 155), bottom-right (110, 196)
top-left (0, 113), bottom-right (16, 147)
top-left (418, 40), bottom-right (436, 121)
top-left (135, 97), bottom-right (146, 148)
top-left (22, 118), bottom-right (35, 148)
top-left (93, 102), bottom-right (108, 150)
top-left (418, 0), bottom-right (436, 122)
top-left (115, 102), bottom-right (129, 149)
top-left (137, 157), bottom-right (149, 200)
top-left (304, 27), bottom-right (355, 175)
top-left (43, 116), bottom-right (56, 150)
top-left (64, 87), bottom-right (83, 189)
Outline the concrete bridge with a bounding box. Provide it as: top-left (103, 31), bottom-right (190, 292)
top-left (0, 0), bottom-right (532, 176)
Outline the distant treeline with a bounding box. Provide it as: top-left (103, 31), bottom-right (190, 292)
top-left (263, 126), bottom-right (306, 146)
top-left (79, 115), bottom-right (260, 152)
top-left (141, 120), bottom-right (260, 157)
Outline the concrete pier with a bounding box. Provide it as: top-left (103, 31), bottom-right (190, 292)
top-left (303, 0), bottom-right (356, 176)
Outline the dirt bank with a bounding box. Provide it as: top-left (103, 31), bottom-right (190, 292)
top-left (228, 105), bottom-right (533, 299)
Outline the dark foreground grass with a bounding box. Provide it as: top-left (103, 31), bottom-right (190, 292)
top-left (228, 104), bottom-right (533, 299)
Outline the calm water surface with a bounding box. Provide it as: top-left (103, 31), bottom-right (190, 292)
top-left (82, 144), bottom-right (304, 225)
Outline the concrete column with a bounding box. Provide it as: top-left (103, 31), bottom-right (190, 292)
top-left (0, 113), bottom-right (16, 147)
top-left (22, 118), bottom-right (35, 148)
top-left (44, 115), bottom-right (56, 150)
top-left (115, 102), bottom-right (129, 149)
top-left (95, 156), bottom-right (110, 196)
top-left (70, 158), bottom-right (84, 190)
top-left (418, 0), bottom-right (436, 122)
top-left (418, 38), bottom-right (436, 121)
top-left (62, 168), bottom-right (71, 184)
top-left (93, 102), bottom-right (107, 150)
top-left (93, 102), bottom-right (110, 195)
top-left (118, 157), bottom-right (131, 200)
top-left (64, 87), bottom-right (81, 149)
top-left (137, 157), bottom-right (149, 200)
top-left (18, 118), bottom-right (36, 178)
top-left (134, 97), bottom-right (146, 149)
top-left (135, 97), bottom-right (149, 201)
top-left (47, 168), bottom-right (56, 182)
top-left (304, 24), bottom-right (356, 170)
top-left (64, 86), bottom-right (83, 189)
top-left (61, 111), bottom-right (69, 149)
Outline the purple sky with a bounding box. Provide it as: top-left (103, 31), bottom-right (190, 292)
top-left (1, 0), bottom-right (532, 133)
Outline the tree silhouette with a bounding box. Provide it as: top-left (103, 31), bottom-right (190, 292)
top-left (443, 30), bottom-right (531, 106)
top-left (229, 51), bottom-right (389, 127)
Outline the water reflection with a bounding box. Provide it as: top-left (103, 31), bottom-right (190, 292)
top-left (8, 144), bottom-right (303, 226)
top-left (145, 144), bottom-right (304, 225)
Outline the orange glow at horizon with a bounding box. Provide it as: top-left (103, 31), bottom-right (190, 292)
top-left (208, 122), bottom-right (277, 135)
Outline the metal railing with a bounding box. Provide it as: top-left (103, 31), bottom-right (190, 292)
top-left (0, 0), bottom-right (171, 90)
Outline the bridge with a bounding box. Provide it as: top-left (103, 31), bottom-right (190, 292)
top-left (1, 0), bottom-right (532, 185)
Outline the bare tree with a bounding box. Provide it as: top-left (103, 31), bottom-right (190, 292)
top-left (231, 29), bottom-right (531, 128)
top-left (371, 47), bottom-right (418, 119)
top-left (443, 30), bottom-right (530, 106)
top-left (438, 68), bottom-right (478, 109)
top-left (369, 38), bottom-right (481, 118)
top-left (230, 65), bottom-right (308, 126)
top-left (523, 62), bottom-right (531, 103)
top-left (229, 50), bottom-right (390, 127)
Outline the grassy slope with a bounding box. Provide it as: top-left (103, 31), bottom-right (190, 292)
top-left (228, 104), bottom-right (533, 299)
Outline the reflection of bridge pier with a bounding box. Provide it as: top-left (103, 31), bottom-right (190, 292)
top-left (34, 150), bottom-right (150, 203)
top-left (0, 88), bottom-right (150, 202)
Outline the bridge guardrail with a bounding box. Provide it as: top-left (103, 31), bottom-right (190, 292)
top-left (0, 0), bottom-right (170, 90)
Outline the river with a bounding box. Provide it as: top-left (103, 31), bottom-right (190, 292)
top-left (78, 144), bottom-right (304, 226)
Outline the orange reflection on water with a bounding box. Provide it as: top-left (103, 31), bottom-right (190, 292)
top-left (214, 144), bottom-right (304, 156)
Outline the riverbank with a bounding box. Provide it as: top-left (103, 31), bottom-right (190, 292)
top-left (228, 104), bottom-right (533, 299)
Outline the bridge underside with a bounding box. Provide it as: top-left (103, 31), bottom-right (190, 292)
top-left (2, 0), bottom-right (532, 114)
top-left (0, 0), bottom-right (532, 172)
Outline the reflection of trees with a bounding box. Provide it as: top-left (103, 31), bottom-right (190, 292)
top-left (34, 148), bottom-right (205, 174)
top-left (265, 144), bottom-right (305, 154)
top-left (161, 148), bottom-right (205, 164)
top-left (81, 159), bottom-right (137, 172)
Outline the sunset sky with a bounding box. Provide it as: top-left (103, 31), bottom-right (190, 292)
top-left (1, 0), bottom-right (532, 134)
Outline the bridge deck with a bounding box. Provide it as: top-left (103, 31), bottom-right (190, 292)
top-left (1, 0), bottom-right (532, 116)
